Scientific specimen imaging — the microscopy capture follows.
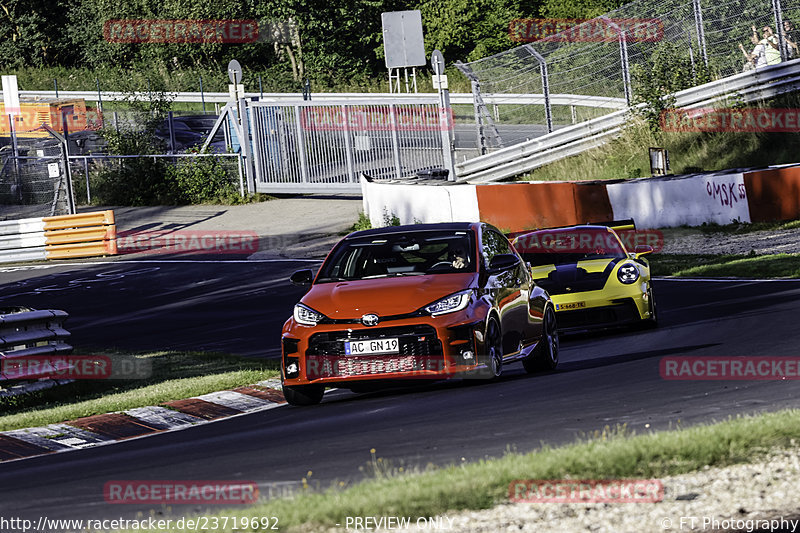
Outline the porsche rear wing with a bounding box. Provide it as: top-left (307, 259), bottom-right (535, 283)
top-left (506, 219), bottom-right (637, 240)
top-left (588, 219), bottom-right (636, 232)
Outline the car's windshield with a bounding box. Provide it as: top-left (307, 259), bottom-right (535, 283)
top-left (317, 230), bottom-right (476, 282)
top-left (514, 229), bottom-right (627, 266)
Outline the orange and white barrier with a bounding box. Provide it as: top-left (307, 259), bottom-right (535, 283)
top-left (0, 210), bottom-right (117, 263)
top-left (361, 165), bottom-right (800, 231)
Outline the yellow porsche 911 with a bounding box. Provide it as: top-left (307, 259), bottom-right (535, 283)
top-left (511, 223), bottom-right (657, 331)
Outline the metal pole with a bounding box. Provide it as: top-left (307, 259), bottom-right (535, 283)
top-left (199, 76), bottom-right (206, 113)
top-left (292, 106), bottom-right (309, 183)
top-left (60, 114), bottom-right (76, 214)
top-left (53, 78), bottom-right (59, 99)
top-left (524, 45), bottom-right (553, 132)
top-left (238, 98), bottom-right (256, 193)
top-left (84, 157), bottom-right (91, 203)
top-left (258, 75), bottom-right (263, 98)
top-left (341, 105), bottom-right (356, 182)
top-left (389, 103), bottom-right (403, 179)
top-left (602, 17), bottom-right (632, 107)
top-left (471, 81), bottom-right (487, 155)
top-left (167, 111), bottom-right (176, 154)
top-left (773, 0), bottom-right (787, 61)
top-left (95, 78), bottom-right (103, 113)
top-left (692, 0), bottom-right (709, 67)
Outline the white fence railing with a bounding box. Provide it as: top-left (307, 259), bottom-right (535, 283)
top-left (2, 90), bottom-right (627, 110)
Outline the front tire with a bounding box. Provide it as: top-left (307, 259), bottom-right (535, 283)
top-left (641, 286), bottom-right (658, 329)
top-left (282, 383), bottom-right (325, 406)
top-left (483, 317), bottom-right (503, 379)
top-left (524, 306), bottom-right (559, 373)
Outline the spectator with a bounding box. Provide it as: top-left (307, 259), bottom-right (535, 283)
top-left (740, 25), bottom-right (781, 69)
top-left (783, 20), bottom-right (799, 58)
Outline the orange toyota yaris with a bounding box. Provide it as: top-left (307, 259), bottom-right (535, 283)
top-left (280, 222), bottom-right (559, 405)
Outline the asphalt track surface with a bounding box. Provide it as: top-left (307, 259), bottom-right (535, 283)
top-left (1, 259), bottom-right (800, 525)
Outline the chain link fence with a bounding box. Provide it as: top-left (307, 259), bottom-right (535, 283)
top-left (0, 135), bottom-right (72, 219)
top-left (456, 0), bottom-right (800, 150)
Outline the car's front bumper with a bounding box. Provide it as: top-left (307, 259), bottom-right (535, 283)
top-left (282, 312), bottom-right (489, 387)
top-left (550, 281), bottom-right (651, 330)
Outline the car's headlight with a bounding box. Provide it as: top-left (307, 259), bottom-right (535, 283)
top-left (617, 263), bottom-right (640, 284)
top-left (294, 303), bottom-right (326, 326)
top-left (424, 290), bottom-right (472, 316)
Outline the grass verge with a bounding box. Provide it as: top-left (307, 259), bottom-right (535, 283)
top-left (519, 94), bottom-right (800, 182)
top-left (112, 409), bottom-right (800, 532)
top-left (0, 351), bottom-right (279, 431)
top-left (649, 253), bottom-right (800, 278)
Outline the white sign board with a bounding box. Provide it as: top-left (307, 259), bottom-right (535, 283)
top-left (2, 75), bottom-right (21, 116)
top-left (48, 162), bottom-right (60, 178)
top-left (382, 10), bottom-right (426, 68)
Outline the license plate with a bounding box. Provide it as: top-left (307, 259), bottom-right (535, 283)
top-left (556, 301), bottom-right (586, 310)
top-left (345, 338), bottom-right (400, 355)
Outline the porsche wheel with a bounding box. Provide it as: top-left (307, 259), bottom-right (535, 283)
top-left (524, 306), bottom-right (559, 373)
top-left (641, 286), bottom-right (658, 329)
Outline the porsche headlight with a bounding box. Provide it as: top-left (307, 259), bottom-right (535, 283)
top-left (293, 303), bottom-right (326, 326)
top-left (617, 263), bottom-right (640, 284)
top-left (424, 290), bottom-right (472, 316)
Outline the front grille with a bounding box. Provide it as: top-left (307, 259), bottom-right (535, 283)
top-left (556, 299), bottom-right (640, 329)
top-left (307, 354), bottom-right (443, 379)
top-left (306, 325), bottom-right (442, 357)
top-left (306, 325), bottom-right (444, 379)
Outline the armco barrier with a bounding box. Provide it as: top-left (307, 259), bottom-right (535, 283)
top-left (0, 307), bottom-right (72, 381)
top-left (0, 210), bottom-right (117, 263)
top-left (361, 164), bottom-right (800, 231)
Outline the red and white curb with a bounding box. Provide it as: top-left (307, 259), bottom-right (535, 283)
top-left (0, 383), bottom-right (285, 462)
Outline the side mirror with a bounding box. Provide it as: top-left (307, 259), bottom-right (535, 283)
top-left (487, 253), bottom-right (520, 274)
top-left (634, 245), bottom-right (654, 258)
top-left (290, 269), bottom-right (314, 286)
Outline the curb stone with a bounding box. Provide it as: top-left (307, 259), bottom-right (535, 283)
top-left (0, 383), bottom-right (285, 462)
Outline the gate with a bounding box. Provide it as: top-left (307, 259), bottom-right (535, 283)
top-left (245, 99), bottom-right (452, 193)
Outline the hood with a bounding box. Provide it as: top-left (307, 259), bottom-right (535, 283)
top-left (301, 273), bottom-right (478, 319)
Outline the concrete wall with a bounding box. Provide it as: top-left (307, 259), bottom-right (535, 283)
top-left (360, 165), bottom-right (800, 230)
top-left (606, 172), bottom-right (751, 227)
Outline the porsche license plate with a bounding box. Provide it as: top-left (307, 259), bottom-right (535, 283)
top-left (345, 338), bottom-right (400, 355)
top-left (556, 301), bottom-right (586, 311)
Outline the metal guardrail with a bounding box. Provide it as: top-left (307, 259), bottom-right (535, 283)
top-left (4, 90), bottom-right (627, 110)
top-left (456, 59), bottom-right (800, 182)
top-left (0, 308), bottom-right (72, 382)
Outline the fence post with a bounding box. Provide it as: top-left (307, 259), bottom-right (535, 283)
top-left (341, 105), bottom-right (356, 182)
top-left (601, 17), bottom-right (632, 106)
top-left (59, 116), bottom-right (76, 214)
top-left (84, 157), bottom-right (91, 204)
top-left (389, 103), bottom-right (403, 179)
top-left (239, 98), bottom-right (256, 193)
top-left (470, 81), bottom-right (488, 155)
top-left (95, 78), bottom-right (103, 113)
top-left (199, 76), bottom-right (206, 113)
top-left (692, 0), bottom-right (709, 67)
top-left (773, 0), bottom-right (788, 61)
top-left (524, 44), bottom-right (553, 133)
top-left (292, 105), bottom-right (309, 184)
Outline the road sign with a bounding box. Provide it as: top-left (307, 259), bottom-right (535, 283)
top-left (381, 11), bottom-right (426, 68)
top-left (228, 60), bottom-right (243, 85)
top-left (431, 50), bottom-right (445, 75)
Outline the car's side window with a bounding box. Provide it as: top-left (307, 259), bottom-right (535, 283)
top-left (481, 227), bottom-right (511, 267)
